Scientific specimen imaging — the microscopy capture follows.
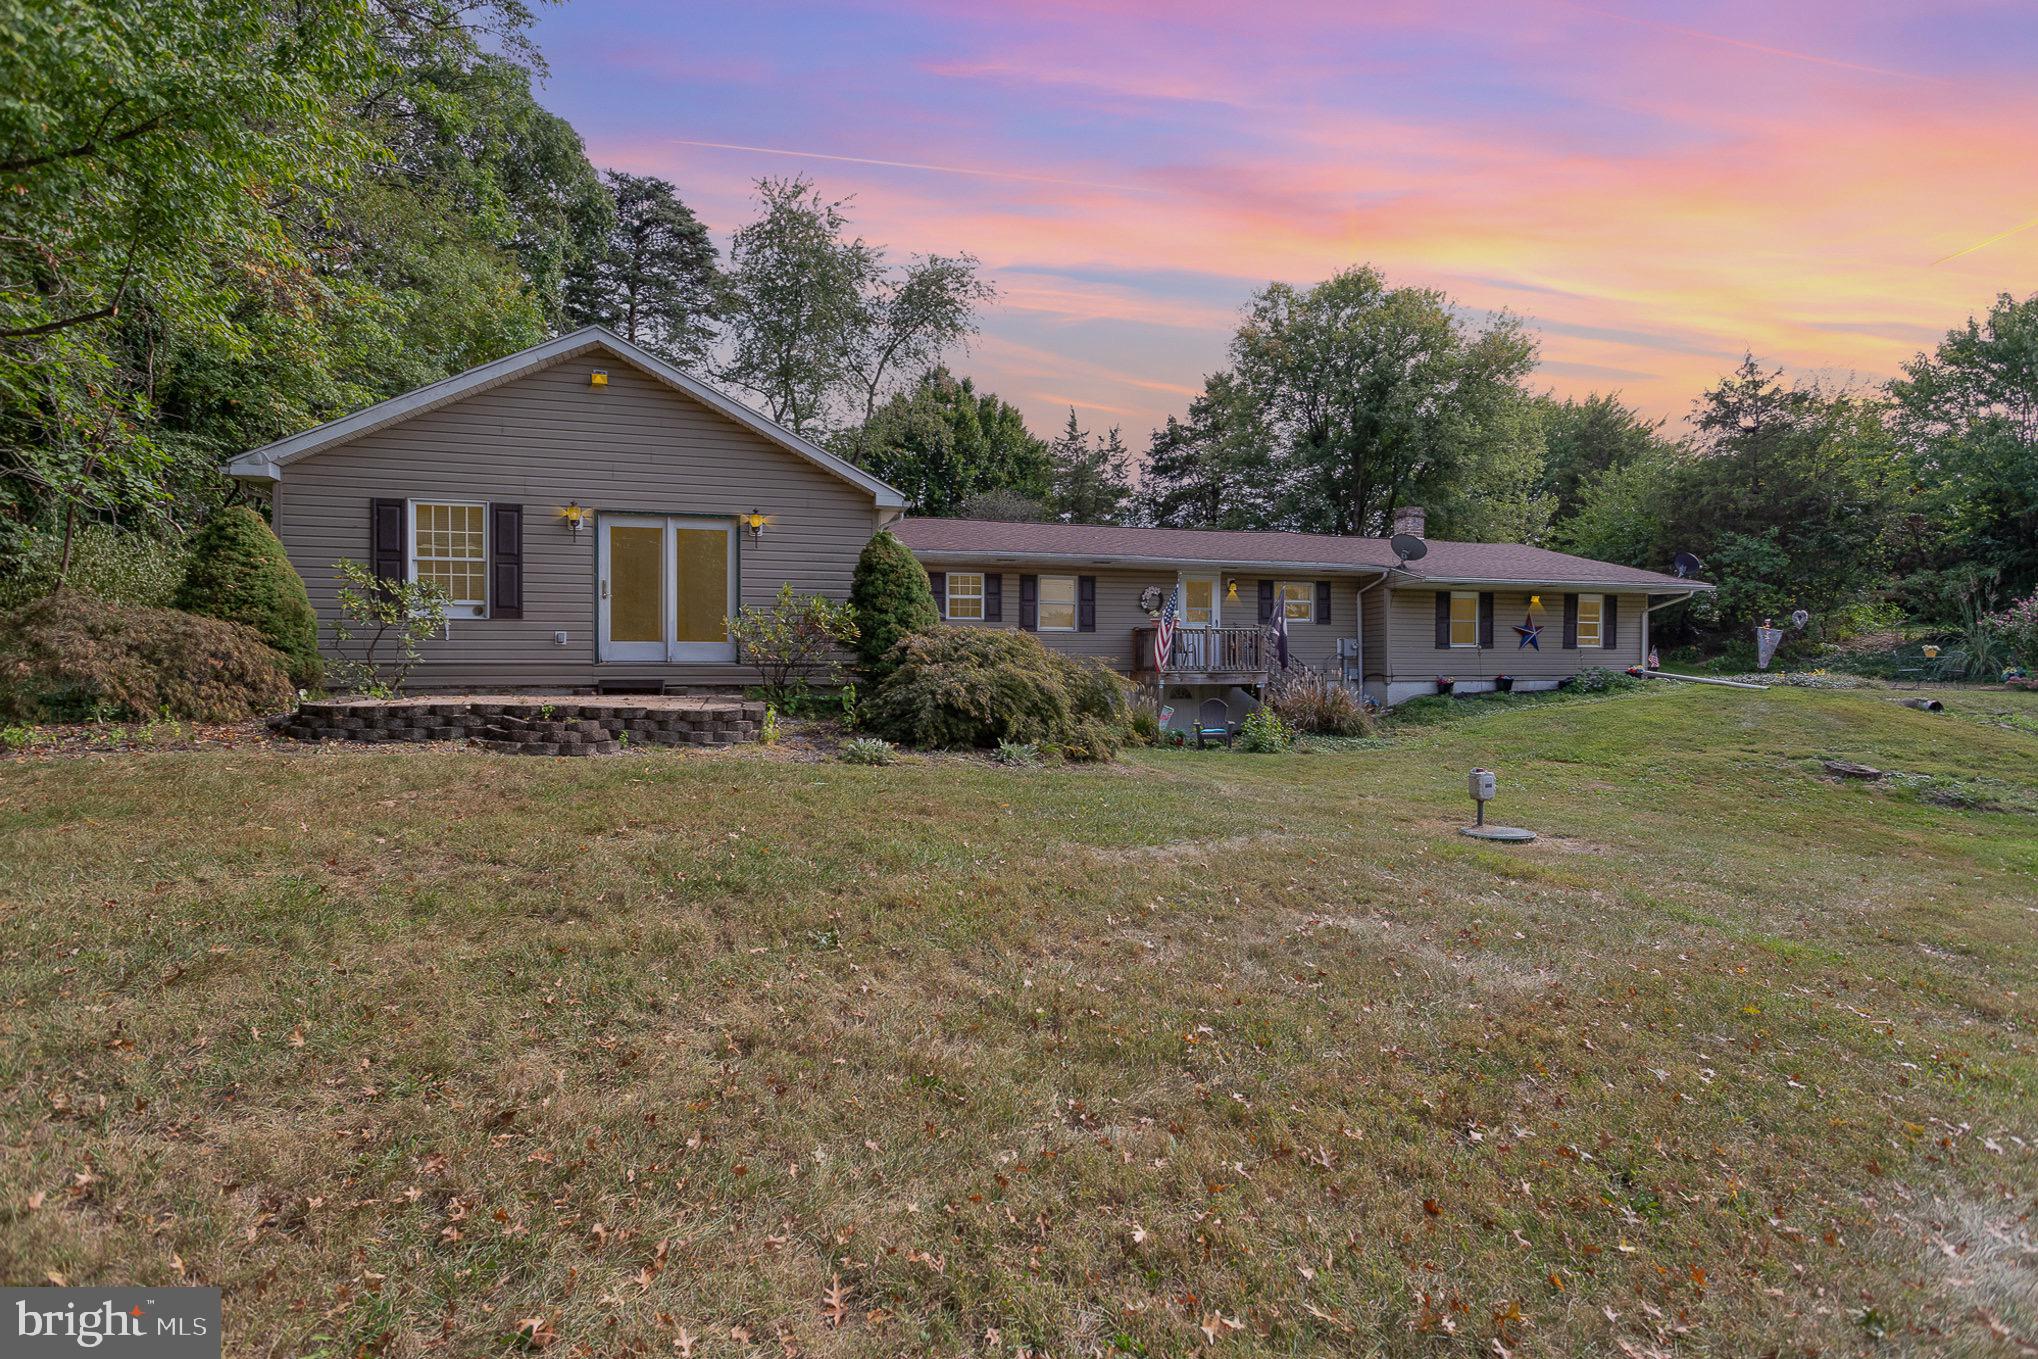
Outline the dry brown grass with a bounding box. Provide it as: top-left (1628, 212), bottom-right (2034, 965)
top-left (1, 684), bottom-right (2034, 1357)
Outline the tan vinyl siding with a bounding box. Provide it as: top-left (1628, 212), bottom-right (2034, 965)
top-left (275, 355), bottom-right (883, 689)
top-left (1360, 579), bottom-right (1389, 684)
top-left (1383, 587), bottom-right (1646, 682)
top-left (928, 565), bottom-right (1360, 676)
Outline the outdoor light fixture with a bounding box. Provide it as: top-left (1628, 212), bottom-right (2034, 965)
top-left (744, 509), bottom-right (768, 542)
top-left (589, 369), bottom-right (609, 387)
top-left (1528, 593), bottom-right (1542, 610)
top-left (1225, 579), bottom-right (1240, 601)
top-left (561, 502), bottom-right (589, 535)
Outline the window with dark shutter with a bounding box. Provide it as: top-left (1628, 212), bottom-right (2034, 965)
top-left (1478, 591), bottom-right (1495, 647)
top-left (1019, 574), bottom-right (1038, 630)
top-left (1604, 595), bottom-right (1619, 648)
top-left (489, 503), bottom-right (523, 619)
top-left (1077, 575), bottom-right (1097, 632)
top-left (1315, 580), bottom-right (1332, 624)
top-left (371, 499), bottom-right (406, 585)
top-left (984, 573), bottom-right (1002, 622)
top-left (1434, 592), bottom-right (1451, 648)
top-left (1563, 593), bottom-right (1579, 648)
top-left (1258, 579), bottom-right (1275, 623)
top-left (929, 571), bottom-right (946, 616)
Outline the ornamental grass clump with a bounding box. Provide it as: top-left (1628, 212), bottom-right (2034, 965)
top-left (1265, 668), bottom-right (1373, 737)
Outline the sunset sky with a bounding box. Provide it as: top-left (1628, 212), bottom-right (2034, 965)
top-left (530, 0), bottom-right (2038, 447)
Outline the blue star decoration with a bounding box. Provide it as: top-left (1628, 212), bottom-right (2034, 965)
top-left (1514, 616), bottom-right (1542, 650)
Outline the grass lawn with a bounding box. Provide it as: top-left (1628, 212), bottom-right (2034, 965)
top-left (2, 684), bottom-right (2033, 1357)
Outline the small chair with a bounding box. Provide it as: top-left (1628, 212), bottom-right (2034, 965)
top-left (1194, 698), bottom-right (1233, 749)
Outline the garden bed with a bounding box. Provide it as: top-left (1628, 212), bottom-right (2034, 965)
top-left (275, 694), bottom-right (763, 755)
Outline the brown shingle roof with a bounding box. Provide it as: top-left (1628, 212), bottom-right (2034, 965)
top-left (894, 518), bottom-right (1706, 590)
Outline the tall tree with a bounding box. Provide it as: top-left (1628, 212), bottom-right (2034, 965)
top-left (0, 0), bottom-right (376, 554)
top-left (1888, 290), bottom-right (2038, 606)
top-left (1665, 356), bottom-right (1900, 627)
top-left (844, 253), bottom-right (994, 426)
top-left (840, 367), bottom-right (1049, 515)
top-left (1137, 371), bottom-right (1275, 528)
top-left (1537, 391), bottom-right (1670, 525)
top-left (1046, 410), bottom-right (1133, 524)
top-left (565, 171), bottom-right (719, 367)
top-left (1229, 265), bottom-right (1540, 536)
top-left (720, 177), bottom-right (876, 434)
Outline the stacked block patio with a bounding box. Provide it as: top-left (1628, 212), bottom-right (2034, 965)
top-left (275, 696), bottom-right (763, 755)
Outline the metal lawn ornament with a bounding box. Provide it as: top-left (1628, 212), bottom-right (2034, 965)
top-left (1755, 617), bottom-right (1785, 670)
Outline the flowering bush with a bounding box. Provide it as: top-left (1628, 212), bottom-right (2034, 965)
top-left (1984, 593), bottom-right (2038, 673)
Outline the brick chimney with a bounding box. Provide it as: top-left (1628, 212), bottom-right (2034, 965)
top-left (1391, 505), bottom-right (1426, 539)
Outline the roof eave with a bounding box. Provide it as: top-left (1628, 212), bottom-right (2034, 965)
top-left (905, 545), bottom-right (1397, 574)
top-left (1405, 573), bottom-right (1712, 591)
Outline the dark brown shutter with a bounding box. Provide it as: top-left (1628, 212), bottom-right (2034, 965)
top-left (1563, 593), bottom-right (1579, 648)
top-left (1478, 591), bottom-right (1495, 647)
top-left (489, 503), bottom-right (523, 619)
top-left (983, 572), bottom-right (1002, 622)
top-left (1077, 575), bottom-right (1097, 632)
top-left (929, 571), bottom-right (946, 616)
top-left (1258, 579), bottom-right (1275, 623)
top-left (1604, 594), bottom-right (1619, 648)
top-left (1315, 580), bottom-right (1332, 624)
top-left (1019, 574), bottom-right (1038, 630)
top-left (1435, 592), bottom-right (1451, 648)
top-left (371, 498), bottom-right (406, 585)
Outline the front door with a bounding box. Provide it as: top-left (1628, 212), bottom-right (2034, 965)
top-left (598, 516), bottom-right (736, 663)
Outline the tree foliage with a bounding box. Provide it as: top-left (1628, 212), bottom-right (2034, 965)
top-left (848, 530), bottom-right (937, 678)
top-left (174, 506), bottom-right (322, 687)
top-left (565, 171), bottom-right (719, 367)
top-left (842, 367), bottom-right (1049, 514)
top-left (1047, 411), bottom-right (1134, 525)
top-left (1137, 372), bottom-right (1275, 529)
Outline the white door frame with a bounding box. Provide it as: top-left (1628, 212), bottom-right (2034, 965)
top-left (598, 515), bottom-right (738, 664)
top-left (667, 517), bottom-right (736, 663)
top-left (598, 515), bottom-right (670, 662)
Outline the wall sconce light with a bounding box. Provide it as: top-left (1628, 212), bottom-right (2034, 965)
top-left (589, 369), bottom-right (609, 388)
top-left (1528, 593), bottom-right (1542, 611)
top-left (1225, 579), bottom-right (1240, 602)
top-left (743, 509), bottom-right (768, 543)
top-left (561, 502), bottom-right (589, 535)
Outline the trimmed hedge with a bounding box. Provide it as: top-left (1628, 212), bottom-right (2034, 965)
top-left (849, 530), bottom-right (937, 679)
top-left (861, 625), bottom-right (1130, 759)
top-left (0, 590), bottom-right (295, 723)
top-left (174, 506), bottom-right (322, 687)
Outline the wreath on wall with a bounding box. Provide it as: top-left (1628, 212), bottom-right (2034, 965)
top-left (1138, 585), bottom-right (1165, 615)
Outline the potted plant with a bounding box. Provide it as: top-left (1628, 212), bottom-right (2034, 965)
top-left (1435, 675), bottom-right (1456, 696)
top-left (1494, 673), bottom-right (1515, 693)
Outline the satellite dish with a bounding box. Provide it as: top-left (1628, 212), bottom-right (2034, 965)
top-left (1391, 533), bottom-right (1429, 564)
top-left (1672, 551), bottom-right (1703, 579)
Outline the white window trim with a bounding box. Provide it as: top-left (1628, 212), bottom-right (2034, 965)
top-left (1280, 580), bottom-right (1315, 624)
top-left (1449, 590), bottom-right (1480, 649)
top-left (945, 571), bottom-right (986, 621)
top-left (1179, 573), bottom-right (1220, 627)
top-left (407, 499), bottom-right (488, 618)
top-left (1576, 592), bottom-right (1605, 648)
top-left (1037, 574), bottom-right (1078, 632)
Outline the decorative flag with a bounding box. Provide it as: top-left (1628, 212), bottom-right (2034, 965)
top-left (1514, 615), bottom-right (1542, 649)
top-left (1756, 623), bottom-right (1784, 670)
top-left (1271, 596), bottom-right (1290, 669)
top-left (1154, 584), bottom-right (1182, 670)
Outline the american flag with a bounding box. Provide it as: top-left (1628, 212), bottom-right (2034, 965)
top-left (1154, 583), bottom-right (1182, 670)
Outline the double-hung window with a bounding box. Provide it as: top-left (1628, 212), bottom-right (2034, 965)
top-left (1183, 577), bottom-right (1216, 625)
top-left (1038, 575), bottom-right (1077, 631)
top-left (1576, 593), bottom-right (1604, 648)
top-left (1448, 590), bottom-right (1479, 647)
top-left (946, 571), bottom-right (985, 621)
top-left (411, 501), bottom-right (487, 617)
top-left (1280, 581), bottom-right (1314, 623)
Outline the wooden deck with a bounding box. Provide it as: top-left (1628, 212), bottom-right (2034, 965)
top-left (1130, 625), bottom-right (1271, 684)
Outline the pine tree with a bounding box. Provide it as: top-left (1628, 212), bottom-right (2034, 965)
top-left (173, 506), bottom-right (323, 687)
top-left (1136, 372), bottom-right (1275, 528)
top-left (1046, 410), bottom-right (1132, 524)
top-left (565, 172), bottom-right (720, 368)
top-left (848, 530), bottom-right (938, 677)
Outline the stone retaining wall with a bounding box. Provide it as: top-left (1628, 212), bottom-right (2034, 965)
top-left (274, 700), bottom-right (763, 755)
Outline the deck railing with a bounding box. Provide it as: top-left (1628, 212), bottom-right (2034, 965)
top-left (1130, 625), bottom-right (1269, 681)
